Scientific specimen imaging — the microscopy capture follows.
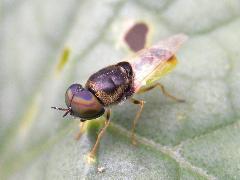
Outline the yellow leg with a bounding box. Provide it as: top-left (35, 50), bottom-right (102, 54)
top-left (87, 109), bottom-right (111, 163)
top-left (130, 98), bottom-right (145, 145)
top-left (138, 83), bottom-right (185, 102)
top-left (75, 121), bottom-right (86, 140)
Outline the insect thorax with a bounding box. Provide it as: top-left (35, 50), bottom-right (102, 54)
top-left (85, 61), bottom-right (134, 106)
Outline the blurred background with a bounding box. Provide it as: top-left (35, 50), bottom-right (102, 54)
top-left (0, 0), bottom-right (240, 179)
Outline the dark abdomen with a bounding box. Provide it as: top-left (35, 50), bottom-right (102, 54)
top-left (85, 61), bottom-right (134, 106)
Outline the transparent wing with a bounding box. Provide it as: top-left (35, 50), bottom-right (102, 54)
top-left (125, 34), bottom-right (188, 92)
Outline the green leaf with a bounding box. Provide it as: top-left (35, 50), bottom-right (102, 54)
top-left (0, 0), bottom-right (240, 179)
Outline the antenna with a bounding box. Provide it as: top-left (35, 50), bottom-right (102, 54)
top-left (51, 94), bottom-right (75, 117)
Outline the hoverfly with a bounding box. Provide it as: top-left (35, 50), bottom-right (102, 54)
top-left (52, 34), bottom-right (188, 162)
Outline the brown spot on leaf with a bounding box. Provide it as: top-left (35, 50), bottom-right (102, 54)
top-left (124, 22), bottom-right (149, 52)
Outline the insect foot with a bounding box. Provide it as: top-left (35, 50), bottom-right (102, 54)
top-left (85, 152), bottom-right (97, 164)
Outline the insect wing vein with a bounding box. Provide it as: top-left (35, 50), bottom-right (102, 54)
top-left (126, 34), bottom-right (188, 92)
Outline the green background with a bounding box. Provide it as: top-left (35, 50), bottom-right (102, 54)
top-left (0, 0), bottom-right (240, 179)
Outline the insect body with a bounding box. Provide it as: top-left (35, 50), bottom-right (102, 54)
top-left (86, 61), bottom-right (134, 107)
top-left (52, 34), bottom-right (188, 161)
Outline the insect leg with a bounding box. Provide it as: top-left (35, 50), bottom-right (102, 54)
top-left (88, 109), bottom-right (111, 162)
top-left (130, 98), bottom-right (145, 145)
top-left (138, 83), bottom-right (185, 102)
top-left (75, 120), bottom-right (86, 140)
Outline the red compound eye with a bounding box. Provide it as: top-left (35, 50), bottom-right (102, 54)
top-left (65, 84), bottom-right (105, 119)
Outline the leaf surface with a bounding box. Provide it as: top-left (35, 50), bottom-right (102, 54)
top-left (0, 0), bottom-right (240, 179)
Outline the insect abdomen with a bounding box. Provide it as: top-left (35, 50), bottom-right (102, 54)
top-left (85, 62), bottom-right (134, 106)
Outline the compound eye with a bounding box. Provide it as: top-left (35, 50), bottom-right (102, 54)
top-left (65, 84), bottom-right (105, 119)
top-left (65, 84), bottom-right (82, 107)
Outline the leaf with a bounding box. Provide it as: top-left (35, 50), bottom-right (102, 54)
top-left (0, 0), bottom-right (240, 179)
